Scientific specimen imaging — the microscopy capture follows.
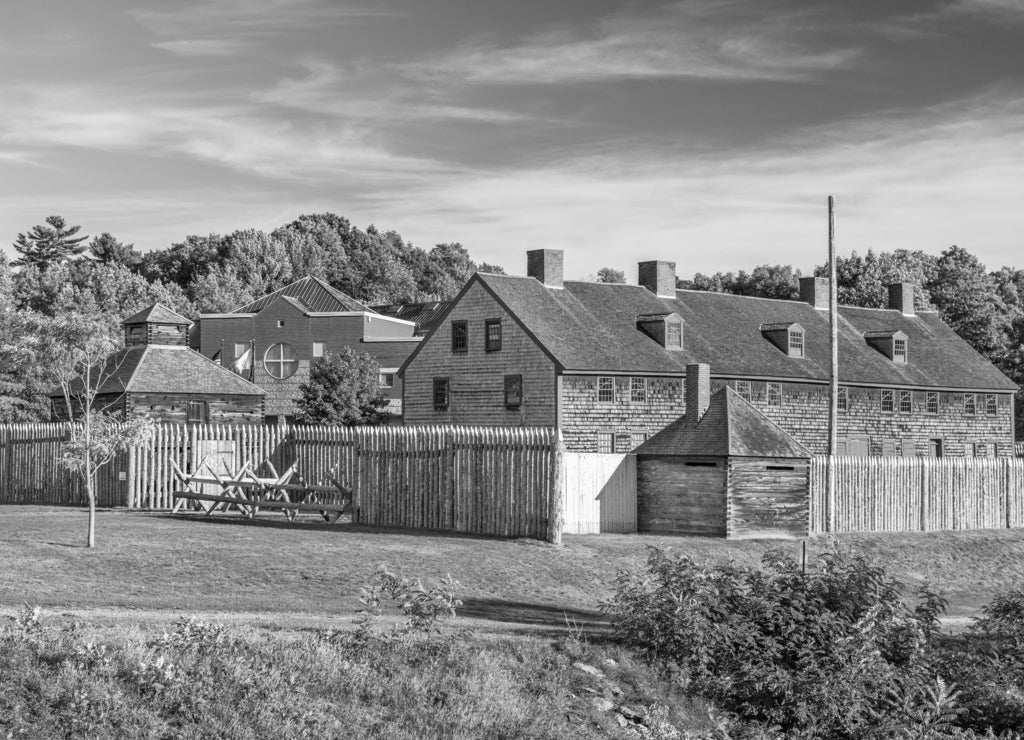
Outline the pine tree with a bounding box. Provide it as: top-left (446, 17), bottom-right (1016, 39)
top-left (13, 216), bottom-right (89, 270)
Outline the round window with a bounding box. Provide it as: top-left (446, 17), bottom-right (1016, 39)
top-left (264, 342), bottom-right (299, 379)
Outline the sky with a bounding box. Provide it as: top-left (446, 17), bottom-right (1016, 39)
top-left (1, 0), bottom-right (1023, 282)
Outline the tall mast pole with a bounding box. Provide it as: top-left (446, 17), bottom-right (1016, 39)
top-left (827, 196), bottom-right (838, 532)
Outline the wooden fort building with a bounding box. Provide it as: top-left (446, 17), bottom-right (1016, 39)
top-left (50, 304), bottom-right (265, 424)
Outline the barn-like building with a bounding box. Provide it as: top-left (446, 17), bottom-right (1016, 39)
top-left (51, 304), bottom-right (265, 424)
top-left (399, 249), bottom-right (1018, 457)
top-left (197, 276), bottom-right (424, 424)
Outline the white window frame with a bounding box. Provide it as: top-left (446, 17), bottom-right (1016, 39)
top-left (312, 341), bottom-right (325, 358)
top-left (597, 376), bottom-right (615, 403)
top-left (630, 377), bottom-right (647, 403)
top-left (263, 342), bottom-right (299, 380)
top-left (766, 382), bottom-right (782, 407)
top-left (735, 380), bottom-right (752, 402)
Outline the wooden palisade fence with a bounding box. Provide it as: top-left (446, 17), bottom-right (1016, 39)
top-left (0, 423), bottom-right (564, 542)
top-left (810, 456), bottom-right (1024, 533)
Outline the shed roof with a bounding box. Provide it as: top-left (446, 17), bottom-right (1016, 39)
top-left (122, 303), bottom-right (193, 326)
top-left (51, 345), bottom-right (265, 397)
top-left (467, 273), bottom-right (1016, 391)
top-left (636, 387), bottom-right (810, 458)
top-left (233, 276), bottom-right (371, 314)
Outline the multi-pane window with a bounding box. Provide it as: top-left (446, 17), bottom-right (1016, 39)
top-left (893, 338), bottom-right (907, 363)
top-left (630, 432), bottom-right (647, 449)
top-left (666, 321), bottom-right (682, 349)
top-left (433, 377), bottom-right (450, 410)
top-left (596, 432), bottom-right (613, 453)
top-left (788, 329), bottom-right (804, 358)
top-left (379, 372), bottom-right (395, 388)
top-left (736, 380), bottom-right (752, 402)
top-left (986, 394), bottom-right (998, 416)
top-left (767, 382), bottom-right (782, 406)
top-left (880, 388), bottom-right (894, 413)
top-left (899, 390), bottom-right (912, 414)
top-left (451, 320), bottom-right (468, 353)
top-left (485, 319), bottom-right (502, 352)
top-left (597, 376), bottom-right (615, 403)
top-left (964, 393), bottom-right (977, 415)
top-left (504, 374), bottom-right (522, 409)
top-left (926, 392), bottom-right (939, 414)
top-left (186, 400), bottom-right (208, 424)
top-left (233, 343), bottom-right (249, 360)
top-left (837, 386), bottom-right (848, 412)
top-left (630, 377), bottom-right (647, 403)
top-left (264, 342), bottom-right (299, 379)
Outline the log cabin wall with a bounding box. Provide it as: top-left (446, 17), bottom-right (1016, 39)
top-left (50, 393), bottom-right (126, 422)
top-left (637, 455), bottom-right (726, 536)
top-left (125, 393), bottom-right (264, 424)
top-left (726, 456), bottom-right (810, 539)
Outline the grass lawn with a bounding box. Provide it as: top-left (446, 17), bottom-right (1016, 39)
top-left (3, 505), bottom-right (1024, 624)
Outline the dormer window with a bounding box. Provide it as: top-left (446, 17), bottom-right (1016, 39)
top-left (865, 330), bottom-right (908, 364)
top-left (636, 313), bottom-right (684, 350)
top-left (893, 337), bottom-right (907, 363)
top-left (761, 322), bottom-right (805, 358)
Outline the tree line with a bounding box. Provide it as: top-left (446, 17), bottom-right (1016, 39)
top-left (0, 213), bottom-right (504, 422)
top-left (678, 246), bottom-right (1024, 435)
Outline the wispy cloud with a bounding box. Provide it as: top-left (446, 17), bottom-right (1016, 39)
top-left (409, 0), bottom-right (861, 85)
top-left (357, 88), bottom-right (1024, 274)
top-left (129, 0), bottom-right (395, 37)
top-left (951, 0), bottom-right (1024, 22)
top-left (0, 83), bottom-right (452, 183)
top-left (151, 39), bottom-right (247, 57)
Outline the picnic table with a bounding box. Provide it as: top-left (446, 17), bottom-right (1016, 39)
top-left (171, 457), bottom-right (353, 524)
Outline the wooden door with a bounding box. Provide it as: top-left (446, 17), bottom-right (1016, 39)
top-left (193, 439), bottom-right (236, 511)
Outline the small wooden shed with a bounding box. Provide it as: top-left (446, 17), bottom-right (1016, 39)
top-left (636, 363), bottom-right (811, 539)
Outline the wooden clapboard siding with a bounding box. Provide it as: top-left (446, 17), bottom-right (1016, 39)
top-left (727, 457), bottom-right (809, 540)
top-left (637, 456), bottom-right (727, 536)
top-left (0, 422), bottom-right (563, 542)
top-left (562, 453), bottom-right (637, 534)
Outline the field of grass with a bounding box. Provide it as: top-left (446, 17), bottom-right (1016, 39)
top-left (4, 506), bottom-right (1024, 738)
top-left (3, 506), bottom-right (1024, 625)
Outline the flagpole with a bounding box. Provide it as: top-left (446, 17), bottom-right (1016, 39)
top-left (827, 196), bottom-right (838, 533)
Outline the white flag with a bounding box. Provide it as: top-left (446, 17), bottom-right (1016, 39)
top-left (231, 346), bottom-right (252, 374)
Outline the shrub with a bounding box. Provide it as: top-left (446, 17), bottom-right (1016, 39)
top-left (605, 545), bottom-right (952, 738)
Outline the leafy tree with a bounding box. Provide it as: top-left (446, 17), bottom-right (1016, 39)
top-left (596, 267), bottom-right (626, 284)
top-left (48, 314), bottom-right (155, 547)
top-left (926, 245), bottom-right (1009, 357)
top-left (418, 243), bottom-right (476, 299)
top-left (138, 234), bottom-right (230, 289)
top-left (187, 264), bottom-right (255, 314)
top-left (814, 249), bottom-right (936, 309)
top-left (12, 216), bottom-right (89, 269)
top-left (679, 264), bottom-right (801, 300)
top-left (222, 229), bottom-right (293, 297)
top-left (476, 262), bottom-right (506, 275)
top-left (295, 348), bottom-right (389, 425)
top-left (89, 233), bottom-right (141, 267)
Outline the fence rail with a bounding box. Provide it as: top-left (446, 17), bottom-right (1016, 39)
top-left (810, 456), bottom-right (1024, 533)
top-left (0, 423), bottom-right (562, 541)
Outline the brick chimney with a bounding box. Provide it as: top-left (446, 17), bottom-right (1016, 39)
top-left (684, 363), bottom-right (711, 428)
top-left (888, 283), bottom-right (914, 316)
top-left (799, 277), bottom-right (829, 310)
top-left (527, 249), bottom-right (563, 288)
top-left (638, 260), bottom-right (677, 298)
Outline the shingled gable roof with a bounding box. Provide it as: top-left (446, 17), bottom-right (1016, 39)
top-left (468, 273), bottom-right (1017, 392)
top-left (50, 345), bottom-right (265, 398)
top-left (636, 387), bottom-right (810, 458)
top-left (122, 303), bottom-right (192, 326)
top-left (232, 276), bottom-right (372, 314)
